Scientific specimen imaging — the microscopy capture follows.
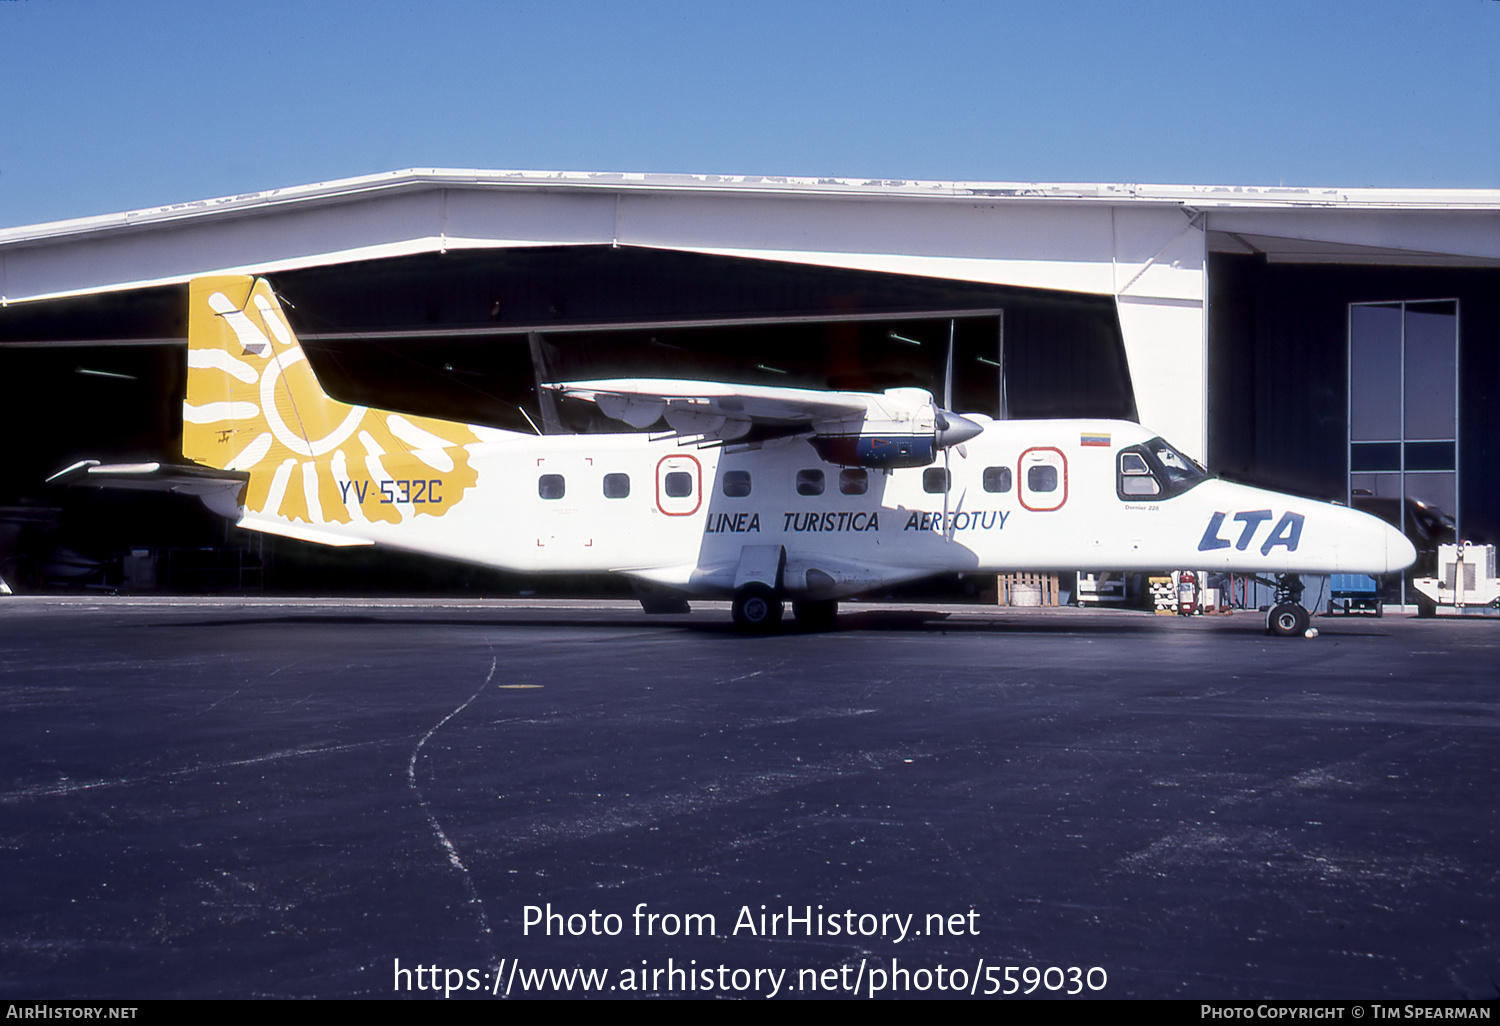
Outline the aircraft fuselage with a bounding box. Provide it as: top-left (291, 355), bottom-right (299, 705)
top-left (282, 416), bottom-right (1413, 602)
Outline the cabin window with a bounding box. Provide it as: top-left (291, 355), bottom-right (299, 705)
top-left (663, 471), bottom-right (694, 498)
top-left (722, 470), bottom-right (752, 497)
top-left (538, 474), bottom-right (566, 500)
top-left (923, 468), bottom-right (950, 493)
top-left (1027, 465), bottom-right (1058, 492)
top-left (839, 468), bottom-right (868, 496)
top-left (796, 469), bottom-right (825, 496)
top-left (982, 466), bottom-right (1012, 493)
top-left (603, 473), bottom-right (630, 499)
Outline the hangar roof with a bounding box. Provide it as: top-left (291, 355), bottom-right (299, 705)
top-left (3, 168), bottom-right (1499, 304)
top-left (7, 168), bottom-right (1500, 245)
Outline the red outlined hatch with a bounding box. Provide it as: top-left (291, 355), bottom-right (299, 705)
top-left (1018, 447), bottom-right (1068, 512)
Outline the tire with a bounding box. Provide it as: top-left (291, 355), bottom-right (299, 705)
top-left (732, 584), bottom-right (783, 632)
top-left (1267, 602), bottom-right (1310, 637)
top-left (792, 599), bottom-right (838, 632)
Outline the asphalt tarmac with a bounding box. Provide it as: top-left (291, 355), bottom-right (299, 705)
top-left (1, 596), bottom-right (1496, 1000)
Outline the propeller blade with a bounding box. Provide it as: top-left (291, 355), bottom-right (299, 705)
top-left (944, 319), bottom-right (955, 411)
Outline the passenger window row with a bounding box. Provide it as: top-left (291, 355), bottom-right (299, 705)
top-left (538, 463), bottom-right (1045, 500)
top-left (538, 472), bottom-right (636, 500)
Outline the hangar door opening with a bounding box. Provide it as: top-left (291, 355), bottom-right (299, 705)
top-left (525, 311), bottom-right (1011, 435)
top-left (286, 247), bottom-right (1137, 439)
top-left (1348, 300), bottom-right (1458, 603)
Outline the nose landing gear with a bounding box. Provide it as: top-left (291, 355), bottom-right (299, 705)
top-left (1265, 574), bottom-right (1316, 637)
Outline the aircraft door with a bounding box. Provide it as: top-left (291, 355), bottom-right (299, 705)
top-left (1018, 447), bottom-right (1067, 512)
top-left (655, 454), bottom-right (702, 516)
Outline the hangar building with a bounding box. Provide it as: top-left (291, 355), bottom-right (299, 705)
top-left (1, 170), bottom-right (1496, 596)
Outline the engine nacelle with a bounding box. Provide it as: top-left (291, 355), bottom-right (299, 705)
top-left (807, 409), bottom-right (983, 468)
top-left (808, 433), bottom-right (938, 469)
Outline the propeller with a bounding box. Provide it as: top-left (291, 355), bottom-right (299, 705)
top-left (943, 321), bottom-right (955, 540)
top-left (934, 320), bottom-right (980, 456)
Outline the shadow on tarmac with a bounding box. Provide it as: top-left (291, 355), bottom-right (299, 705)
top-left (138, 607), bottom-right (1407, 640)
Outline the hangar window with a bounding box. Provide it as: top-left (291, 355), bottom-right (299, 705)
top-left (663, 472), bottom-right (694, 498)
top-left (722, 470), bottom-right (752, 497)
top-left (923, 468), bottom-right (950, 494)
top-left (839, 468), bottom-right (868, 495)
top-left (538, 474), bottom-right (566, 500)
top-left (603, 473), bottom-right (630, 499)
top-left (982, 466), bottom-right (1012, 493)
top-left (1349, 300), bottom-right (1460, 606)
top-left (796, 469), bottom-right (825, 496)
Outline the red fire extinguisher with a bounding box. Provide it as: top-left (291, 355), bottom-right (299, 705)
top-left (1177, 570), bottom-right (1198, 616)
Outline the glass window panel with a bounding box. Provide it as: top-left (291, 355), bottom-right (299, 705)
top-left (1404, 441), bottom-right (1455, 472)
top-left (1349, 304), bottom-right (1402, 440)
top-left (602, 473), bottom-right (630, 499)
top-left (923, 468), bottom-right (950, 493)
top-left (722, 470), bottom-right (751, 497)
top-left (1350, 442), bottom-right (1401, 472)
top-left (1403, 303), bottom-right (1456, 441)
top-left (538, 474), bottom-right (565, 500)
top-left (664, 471), bottom-right (693, 498)
top-left (1350, 474), bottom-right (1404, 526)
top-left (1350, 473), bottom-right (1403, 499)
top-left (1404, 472), bottom-right (1456, 526)
top-left (1027, 465), bottom-right (1058, 492)
top-left (982, 466), bottom-right (1012, 493)
top-left (796, 469), bottom-right (825, 496)
top-left (838, 468), bottom-right (868, 495)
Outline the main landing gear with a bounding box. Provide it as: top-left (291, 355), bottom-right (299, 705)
top-left (731, 583), bottom-right (783, 631)
top-left (730, 587), bottom-right (839, 633)
top-left (1265, 574), bottom-right (1316, 638)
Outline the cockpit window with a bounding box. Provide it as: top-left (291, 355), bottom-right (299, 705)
top-left (1118, 452), bottom-right (1160, 496)
top-left (1146, 438), bottom-right (1207, 489)
top-left (1116, 437), bottom-right (1209, 500)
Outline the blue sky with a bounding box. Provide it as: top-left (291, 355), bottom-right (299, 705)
top-left (1, 0), bottom-right (1497, 229)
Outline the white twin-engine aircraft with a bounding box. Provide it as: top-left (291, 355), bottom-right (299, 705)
top-left (54, 276), bottom-right (1415, 635)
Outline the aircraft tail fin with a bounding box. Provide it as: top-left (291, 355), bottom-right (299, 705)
top-left (184, 276), bottom-right (363, 472)
top-left (184, 276), bottom-right (489, 536)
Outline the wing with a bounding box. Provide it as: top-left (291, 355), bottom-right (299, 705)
top-left (544, 378), bottom-right (934, 441)
top-left (543, 378), bottom-right (984, 468)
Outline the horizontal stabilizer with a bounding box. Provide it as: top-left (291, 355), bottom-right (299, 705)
top-left (48, 460), bottom-right (248, 518)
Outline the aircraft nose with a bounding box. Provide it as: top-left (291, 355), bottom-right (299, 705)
top-left (1385, 521), bottom-right (1417, 574)
top-left (935, 410), bottom-right (983, 449)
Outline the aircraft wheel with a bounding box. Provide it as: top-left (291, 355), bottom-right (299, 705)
top-left (792, 599), bottom-right (838, 632)
top-left (1267, 602), bottom-right (1310, 637)
top-left (732, 584), bottom-right (783, 632)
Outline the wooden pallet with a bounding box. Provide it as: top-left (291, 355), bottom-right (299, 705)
top-left (999, 572), bottom-right (1060, 606)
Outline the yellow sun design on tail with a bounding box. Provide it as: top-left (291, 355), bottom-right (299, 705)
top-left (183, 277), bottom-right (486, 527)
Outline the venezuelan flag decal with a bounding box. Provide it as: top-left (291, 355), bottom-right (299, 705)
top-left (1080, 432), bottom-right (1111, 447)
